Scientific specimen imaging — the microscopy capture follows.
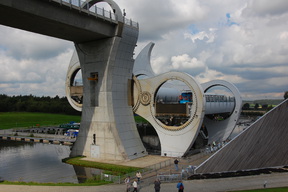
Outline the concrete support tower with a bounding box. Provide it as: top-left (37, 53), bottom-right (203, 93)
top-left (67, 0), bottom-right (146, 160)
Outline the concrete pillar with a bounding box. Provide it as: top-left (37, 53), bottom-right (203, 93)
top-left (70, 25), bottom-right (147, 160)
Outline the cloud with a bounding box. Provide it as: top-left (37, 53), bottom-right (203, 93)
top-left (195, 68), bottom-right (248, 85)
top-left (0, 26), bottom-right (72, 60)
top-left (0, 30), bottom-right (74, 96)
top-left (243, 0), bottom-right (288, 17)
top-left (150, 56), bottom-right (169, 74)
top-left (170, 54), bottom-right (206, 76)
top-left (184, 28), bottom-right (217, 43)
top-left (117, 0), bottom-right (208, 41)
top-left (0, 0), bottom-right (287, 100)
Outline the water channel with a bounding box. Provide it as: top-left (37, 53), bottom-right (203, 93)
top-left (0, 119), bottom-right (250, 184)
top-left (0, 140), bottom-right (90, 183)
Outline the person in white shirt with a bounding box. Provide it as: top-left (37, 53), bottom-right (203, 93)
top-left (132, 179), bottom-right (138, 192)
top-left (136, 171), bottom-right (142, 183)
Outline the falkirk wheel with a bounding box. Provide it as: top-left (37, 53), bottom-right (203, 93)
top-left (66, 42), bottom-right (242, 159)
top-left (132, 42), bottom-right (242, 156)
top-left (64, 0), bottom-right (241, 160)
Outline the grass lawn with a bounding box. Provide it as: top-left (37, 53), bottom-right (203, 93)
top-left (134, 115), bottom-right (149, 123)
top-left (0, 112), bottom-right (81, 130)
top-left (0, 180), bottom-right (111, 186)
top-left (63, 156), bottom-right (141, 175)
top-left (232, 187), bottom-right (288, 192)
top-left (0, 112), bottom-right (148, 130)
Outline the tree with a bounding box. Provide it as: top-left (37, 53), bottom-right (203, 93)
top-left (267, 105), bottom-right (273, 111)
top-left (284, 91), bottom-right (288, 100)
top-left (254, 103), bottom-right (259, 110)
top-left (0, 94), bottom-right (81, 115)
top-left (242, 103), bottom-right (250, 110)
top-left (262, 104), bottom-right (268, 110)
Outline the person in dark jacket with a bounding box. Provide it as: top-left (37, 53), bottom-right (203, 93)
top-left (174, 158), bottom-right (179, 171)
top-left (154, 179), bottom-right (161, 192)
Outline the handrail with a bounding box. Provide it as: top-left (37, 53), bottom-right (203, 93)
top-left (50, 0), bottom-right (138, 28)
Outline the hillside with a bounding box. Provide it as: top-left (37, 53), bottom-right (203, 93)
top-left (243, 99), bottom-right (282, 106)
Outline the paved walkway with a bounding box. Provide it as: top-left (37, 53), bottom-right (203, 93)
top-left (1, 172), bottom-right (288, 192)
top-left (142, 172), bottom-right (288, 192)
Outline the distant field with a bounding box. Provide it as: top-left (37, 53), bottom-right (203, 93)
top-left (0, 112), bottom-right (81, 130)
top-left (243, 99), bottom-right (282, 106)
top-left (0, 112), bottom-right (148, 130)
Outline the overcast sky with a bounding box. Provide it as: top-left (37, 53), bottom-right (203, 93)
top-left (0, 0), bottom-right (287, 100)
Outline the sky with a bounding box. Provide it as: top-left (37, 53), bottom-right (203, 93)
top-left (0, 0), bottom-right (287, 100)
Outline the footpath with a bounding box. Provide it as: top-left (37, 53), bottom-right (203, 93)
top-left (1, 172), bottom-right (288, 192)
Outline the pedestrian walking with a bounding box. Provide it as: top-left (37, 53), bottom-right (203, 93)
top-left (154, 178), bottom-right (161, 192)
top-left (174, 158), bottom-right (179, 171)
top-left (136, 171), bottom-right (142, 183)
top-left (124, 176), bottom-right (130, 192)
top-left (132, 179), bottom-right (138, 192)
top-left (176, 180), bottom-right (184, 192)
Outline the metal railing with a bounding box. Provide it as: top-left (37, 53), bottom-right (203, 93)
top-left (161, 151), bottom-right (185, 158)
top-left (124, 17), bottom-right (139, 28)
top-left (157, 173), bottom-right (182, 182)
top-left (119, 159), bottom-right (173, 185)
top-left (50, 0), bottom-right (138, 28)
top-left (145, 158), bottom-right (174, 171)
top-left (156, 164), bottom-right (196, 182)
top-left (100, 172), bottom-right (121, 184)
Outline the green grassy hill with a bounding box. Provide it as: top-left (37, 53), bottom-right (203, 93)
top-left (0, 112), bottom-right (148, 130)
top-left (0, 112), bottom-right (81, 130)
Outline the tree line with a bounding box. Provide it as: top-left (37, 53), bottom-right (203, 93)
top-left (242, 91), bottom-right (288, 111)
top-left (0, 94), bottom-right (80, 115)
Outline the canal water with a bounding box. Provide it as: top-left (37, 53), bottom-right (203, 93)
top-left (0, 140), bottom-right (80, 183)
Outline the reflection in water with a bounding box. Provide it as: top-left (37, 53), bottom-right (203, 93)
top-left (0, 140), bottom-right (78, 183)
top-left (73, 165), bottom-right (102, 183)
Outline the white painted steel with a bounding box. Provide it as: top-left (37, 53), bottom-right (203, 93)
top-left (133, 42), bottom-right (242, 156)
top-left (66, 50), bottom-right (82, 111)
top-left (201, 80), bottom-right (242, 143)
top-left (133, 72), bottom-right (205, 157)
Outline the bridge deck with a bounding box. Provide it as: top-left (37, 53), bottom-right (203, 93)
top-left (0, 0), bottom-right (135, 42)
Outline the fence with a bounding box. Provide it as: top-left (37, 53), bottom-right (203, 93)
top-left (100, 172), bottom-right (121, 184)
top-left (156, 165), bottom-right (196, 182)
top-left (116, 159), bottom-right (174, 185)
top-left (98, 157), bottom-right (197, 185)
top-left (51, 0), bottom-right (138, 28)
top-left (157, 173), bottom-right (182, 182)
top-left (145, 158), bottom-right (174, 171)
top-left (95, 153), bottom-right (201, 185)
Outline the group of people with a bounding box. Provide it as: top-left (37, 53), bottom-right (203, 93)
top-left (174, 159), bottom-right (185, 191)
top-left (123, 158), bottom-right (185, 191)
top-left (124, 170), bottom-right (185, 192)
top-left (124, 172), bottom-right (142, 192)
